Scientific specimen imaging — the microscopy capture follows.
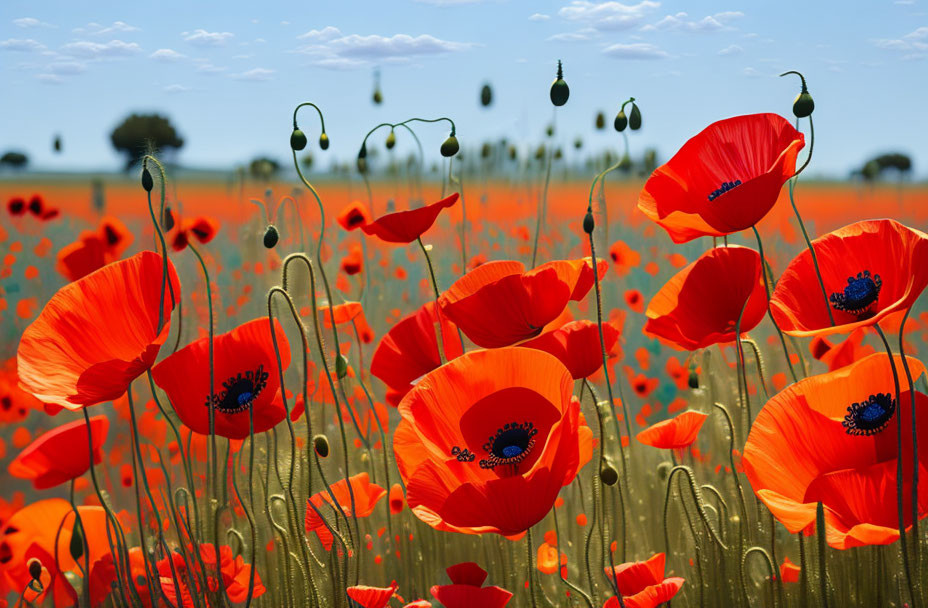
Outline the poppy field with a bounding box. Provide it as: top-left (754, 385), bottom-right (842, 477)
top-left (3, 78), bottom-right (928, 608)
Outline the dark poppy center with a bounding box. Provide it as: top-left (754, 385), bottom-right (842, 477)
top-left (1, 396), bottom-right (11, 411)
top-left (0, 542), bottom-right (11, 564)
top-left (842, 392), bottom-right (896, 436)
top-left (347, 210), bottom-right (366, 227)
top-left (707, 180), bottom-right (743, 202)
top-left (206, 365), bottom-right (268, 414)
top-left (829, 270), bottom-right (882, 318)
top-left (478, 421), bottom-right (538, 470)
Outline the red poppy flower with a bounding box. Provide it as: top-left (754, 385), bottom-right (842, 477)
top-left (644, 246), bottom-right (766, 351)
top-left (7, 197), bottom-right (26, 216)
top-left (0, 359), bottom-right (43, 423)
top-left (809, 328), bottom-right (875, 372)
top-left (371, 301), bottom-right (463, 407)
top-left (394, 348), bottom-right (582, 536)
top-left (778, 557), bottom-right (800, 583)
top-left (321, 301), bottom-right (364, 328)
top-left (157, 544), bottom-right (265, 606)
top-left (170, 216), bottom-right (219, 251)
top-left (638, 113), bottom-right (803, 243)
top-left (304, 473), bottom-right (387, 551)
top-left (17, 251), bottom-right (180, 409)
top-left (636, 411), bottom-right (707, 450)
top-left (153, 318), bottom-right (292, 439)
top-left (8, 416), bottom-right (109, 489)
top-left (347, 581), bottom-right (399, 608)
top-left (337, 201), bottom-right (373, 231)
top-left (430, 562), bottom-right (512, 608)
top-left (771, 219), bottom-right (928, 338)
top-left (742, 353), bottom-right (928, 549)
top-left (341, 243), bottom-right (364, 275)
top-left (56, 216), bottom-right (135, 283)
top-left (603, 553), bottom-right (685, 608)
top-left (439, 258), bottom-right (604, 349)
top-left (361, 193), bottom-right (458, 244)
top-left (519, 319), bottom-right (619, 380)
top-left (389, 483), bottom-right (405, 514)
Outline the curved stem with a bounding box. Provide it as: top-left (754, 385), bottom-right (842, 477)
top-left (787, 177), bottom-right (833, 325)
top-left (751, 226), bottom-right (799, 382)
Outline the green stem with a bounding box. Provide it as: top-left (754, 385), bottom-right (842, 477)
top-left (751, 226), bottom-right (799, 382)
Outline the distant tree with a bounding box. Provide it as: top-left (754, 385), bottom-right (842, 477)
top-left (110, 113), bottom-right (184, 170)
top-left (857, 152), bottom-right (913, 181)
top-left (249, 157), bottom-right (280, 180)
top-left (0, 151), bottom-right (28, 169)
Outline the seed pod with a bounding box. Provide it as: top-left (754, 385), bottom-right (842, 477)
top-left (793, 91), bottom-right (814, 118)
top-left (583, 210), bottom-right (595, 235)
top-left (600, 460), bottom-right (619, 486)
top-left (614, 111), bottom-right (628, 132)
top-left (385, 130), bottom-right (396, 150)
top-left (290, 128), bottom-right (307, 151)
top-left (28, 558), bottom-right (43, 581)
top-left (313, 434), bottom-right (330, 458)
top-left (336, 353), bottom-right (349, 379)
top-left (162, 207), bottom-right (175, 232)
top-left (319, 132), bottom-right (330, 150)
top-left (440, 135), bottom-right (459, 158)
top-left (480, 83), bottom-right (493, 107)
top-left (141, 167), bottom-right (153, 192)
top-left (263, 225), bottom-right (279, 249)
top-left (629, 103), bottom-right (642, 130)
top-left (550, 60), bottom-right (569, 107)
top-left (595, 111), bottom-right (606, 130)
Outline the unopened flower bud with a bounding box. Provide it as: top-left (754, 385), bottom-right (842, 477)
top-left (440, 135), bottom-right (459, 158)
top-left (141, 167), bottom-right (153, 192)
top-left (263, 225), bottom-right (279, 249)
top-left (600, 460), bottom-right (619, 486)
top-left (335, 353), bottom-right (349, 379)
top-left (583, 211), bottom-right (595, 234)
top-left (162, 207), bottom-right (175, 232)
top-left (385, 130), bottom-right (396, 150)
top-left (290, 128), bottom-right (307, 151)
top-left (28, 558), bottom-right (42, 581)
top-left (373, 89), bottom-right (383, 105)
top-left (629, 103), bottom-right (642, 130)
top-left (480, 83), bottom-right (493, 107)
top-left (319, 132), bottom-right (330, 150)
top-left (793, 91), bottom-right (814, 118)
top-left (595, 112), bottom-right (606, 130)
top-left (688, 369), bottom-right (700, 389)
top-left (313, 434), bottom-right (330, 458)
top-left (657, 461), bottom-right (672, 480)
top-left (550, 60), bottom-right (569, 107)
top-left (614, 111), bottom-right (628, 132)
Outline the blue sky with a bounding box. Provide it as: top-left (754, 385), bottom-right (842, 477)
top-left (1, 0), bottom-right (926, 177)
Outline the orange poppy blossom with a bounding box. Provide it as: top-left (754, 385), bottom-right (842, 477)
top-left (17, 251), bottom-right (180, 409)
top-left (636, 411), bottom-right (708, 451)
top-left (341, 243), bottom-right (364, 275)
top-left (638, 113), bottom-right (804, 244)
top-left (393, 348), bottom-right (583, 536)
top-left (438, 258), bottom-right (606, 349)
top-left (518, 319), bottom-right (620, 380)
top-left (347, 580), bottom-right (399, 608)
top-left (809, 327), bottom-right (875, 372)
top-left (152, 318), bottom-right (293, 440)
top-left (777, 556), bottom-right (801, 584)
top-left (336, 200), bottom-right (373, 231)
top-left (602, 553), bottom-right (685, 608)
top-left (643, 246), bottom-right (766, 351)
top-left (0, 359), bottom-right (44, 423)
top-left (770, 219), bottom-right (928, 338)
top-left (157, 544), bottom-right (266, 606)
top-left (320, 301), bottom-right (364, 328)
top-left (361, 193), bottom-right (459, 244)
top-left (371, 301), bottom-right (463, 407)
top-left (8, 415), bottom-right (109, 489)
top-left (742, 353), bottom-right (928, 549)
top-left (56, 216), bottom-right (135, 282)
top-left (430, 562), bottom-right (512, 608)
top-left (304, 473), bottom-right (387, 551)
top-left (169, 216), bottom-right (220, 251)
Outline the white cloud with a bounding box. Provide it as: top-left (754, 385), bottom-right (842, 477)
top-left (642, 11), bottom-right (743, 32)
top-left (602, 41), bottom-right (669, 59)
top-left (529, 13), bottom-right (551, 21)
top-left (297, 26), bottom-right (342, 42)
top-left (196, 62), bottom-right (228, 74)
top-left (47, 61), bottom-right (86, 74)
top-left (873, 26), bottom-right (928, 58)
top-left (294, 31), bottom-right (473, 68)
top-left (74, 21), bottom-right (140, 35)
top-left (61, 39), bottom-right (141, 58)
top-left (547, 28), bottom-right (599, 42)
top-left (164, 84), bottom-right (190, 93)
top-left (718, 44), bottom-right (743, 56)
top-left (183, 29), bottom-right (234, 46)
top-left (36, 73), bottom-right (63, 84)
top-left (742, 66), bottom-right (761, 77)
top-left (314, 57), bottom-right (369, 70)
top-left (14, 17), bottom-right (55, 29)
top-left (231, 67), bottom-right (275, 81)
top-left (0, 38), bottom-right (46, 52)
top-left (558, 1), bottom-right (660, 31)
top-left (150, 48), bottom-right (186, 61)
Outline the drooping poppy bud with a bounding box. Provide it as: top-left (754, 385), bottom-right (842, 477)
top-left (480, 83), bottom-right (493, 107)
top-left (545, 124), bottom-right (554, 137)
top-left (583, 210), bottom-right (595, 235)
top-left (550, 59), bottom-right (569, 106)
top-left (385, 130), bottom-right (396, 150)
top-left (263, 225), bottom-right (279, 249)
top-left (793, 89), bottom-right (814, 118)
top-left (595, 111), bottom-right (606, 130)
top-left (629, 103), bottom-right (642, 130)
top-left (319, 132), bottom-right (330, 150)
top-left (614, 110), bottom-right (628, 132)
top-left (28, 558), bottom-right (43, 581)
top-left (291, 128), bottom-right (308, 151)
top-left (314, 434), bottom-right (330, 458)
top-left (336, 353), bottom-right (349, 379)
top-left (141, 167), bottom-right (154, 192)
top-left (440, 134), bottom-right (459, 158)
top-left (69, 515), bottom-right (85, 561)
top-left (162, 207), bottom-right (175, 232)
top-left (600, 459), bottom-right (619, 486)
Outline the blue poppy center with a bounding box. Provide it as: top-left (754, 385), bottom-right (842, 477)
top-left (478, 421), bottom-right (538, 471)
top-left (843, 392), bottom-right (896, 436)
top-left (829, 270), bottom-right (882, 318)
top-left (707, 180), bottom-right (743, 202)
top-left (207, 365), bottom-right (269, 414)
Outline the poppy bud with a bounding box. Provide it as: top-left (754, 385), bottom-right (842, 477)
top-left (358, 143), bottom-right (367, 159)
top-left (440, 135), bottom-right (459, 158)
top-left (290, 128), bottom-right (307, 151)
top-left (480, 83), bottom-right (493, 107)
top-left (600, 459), bottom-right (619, 486)
top-left (313, 434), bottom-right (330, 458)
top-left (69, 515), bottom-right (84, 561)
top-left (687, 369), bottom-right (699, 390)
top-left (53, 135), bottom-right (62, 153)
top-left (319, 132), bottom-right (330, 150)
top-left (554, 148), bottom-right (563, 160)
top-left (335, 353), bottom-right (349, 379)
top-left (162, 207), bottom-right (175, 232)
top-left (793, 91), bottom-right (814, 118)
top-left (508, 146), bottom-right (517, 160)
top-left (546, 124), bottom-right (554, 137)
top-left (373, 89), bottom-right (383, 105)
top-left (629, 103), bottom-right (642, 130)
top-left (141, 167), bottom-right (153, 192)
top-left (550, 60), bottom-right (569, 107)
top-left (583, 211), bottom-right (595, 234)
top-left (385, 130), bottom-right (396, 150)
top-left (595, 112), bottom-right (606, 130)
top-left (263, 225), bottom-right (279, 249)
top-left (574, 137), bottom-right (583, 150)
top-left (28, 558), bottom-right (42, 581)
top-left (657, 461), bottom-right (672, 480)
top-left (614, 111), bottom-right (628, 132)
